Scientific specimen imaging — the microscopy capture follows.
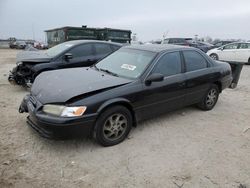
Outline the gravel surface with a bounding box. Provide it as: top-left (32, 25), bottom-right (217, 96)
top-left (0, 49), bottom-right (249, 188)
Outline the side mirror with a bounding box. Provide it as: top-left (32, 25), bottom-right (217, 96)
top-left (218, 47), bottom-right (224, 51)
top-left (145, 73), bottom-right (164, 85)
top-left (64, 53), bottom-right (73, 61)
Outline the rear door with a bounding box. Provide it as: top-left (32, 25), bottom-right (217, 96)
top-left (235, 43), bottom-right (250, 63)
top-left (182, 50), bottom-right (212, 105)
top-left (137, 51), bottom-right (186, 119)
top-left (218, 43), bottom-right (239, 62)
top-left (61, 43), bottom-right (95, 68)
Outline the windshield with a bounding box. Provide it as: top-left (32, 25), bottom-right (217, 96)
top-left (95, 48), bottom-right (156, 79)
top-left (46, 42), bottom-right (74, 57)
top-left (162, 39), bottom-right (169, 44)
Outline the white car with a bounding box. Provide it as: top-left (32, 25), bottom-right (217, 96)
top-left (207, 42), bottom-right (250, 64)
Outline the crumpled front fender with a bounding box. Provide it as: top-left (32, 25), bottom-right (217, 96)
top-left (19, 94), bottom-right (30, 113)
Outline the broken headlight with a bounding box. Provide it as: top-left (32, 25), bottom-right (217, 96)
top-left (17, 62), bottom-right (23, 66)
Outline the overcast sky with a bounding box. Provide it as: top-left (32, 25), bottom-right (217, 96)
top-left (0, 0), bottom-right (250, 41)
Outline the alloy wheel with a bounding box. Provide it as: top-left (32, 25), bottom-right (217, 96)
top-left (206, 89), bottom-right (217, 107)
top-left (103, 113), bottom-right (128, 141)
top-left (210, 54), bottom-right (218, 60)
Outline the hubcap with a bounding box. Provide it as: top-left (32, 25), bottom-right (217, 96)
top-left (103, 113), bottom-right (128, 141)
top-left (210, 55), bottom-right (217, 60)
top-left (206, 89), bottom-right (217, 107)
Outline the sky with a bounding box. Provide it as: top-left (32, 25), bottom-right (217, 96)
top-left (0, 0), bottom-right (250, 42)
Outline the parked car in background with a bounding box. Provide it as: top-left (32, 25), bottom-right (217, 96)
top-left (131, 41), bottom-right (143, 45)
top-left (9, 41), bottom-right (27, 49)
top-left (212, 40), bottom-right (236, 49)
top-left (188, 41), bottom-right (214, 53)
top-left (8, 40), bottom-right (122, 86)
top-left (34, 42), bottom-right (49, 49)
top-left (162, 38), bottom-right (192, 46)
top-left (207, 42), bottom-right (250, 64)
top-left (151, 39), bottom-right (162, 44)
top-left (19, 44), bottom-right (232, 146)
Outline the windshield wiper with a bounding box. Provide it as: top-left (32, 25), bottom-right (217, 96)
top-left (99, 68), bottom-right (119, 77)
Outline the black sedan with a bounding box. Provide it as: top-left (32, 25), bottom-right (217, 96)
top-left (189, 41), bottom-right (214, 52)
top-left (8, 40), bottom-right (122, 87)
top-left (19, 44), bottom-right (233, 146)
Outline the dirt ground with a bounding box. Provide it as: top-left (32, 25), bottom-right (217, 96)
top-left (0, 49), bottom-right (249, 188)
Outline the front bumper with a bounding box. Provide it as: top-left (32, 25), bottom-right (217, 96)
top-left (8, 67), bottom-right (18, 85)
top-left (8, 65), bottom-right (33, 87)
top-left (20, 95), bottom-right (97, 139)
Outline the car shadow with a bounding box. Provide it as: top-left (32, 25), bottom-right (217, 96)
top-left (30, 105), bottom-right (203, 151)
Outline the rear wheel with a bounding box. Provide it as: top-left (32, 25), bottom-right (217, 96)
top-left (93, 106), bottom-right (132, 146)
top-left (246, 58), bottom-right (250, 65)
top-left (197, 84), bottom-right (219, 111)
top-left (210, 53), bottom-right (218, 60)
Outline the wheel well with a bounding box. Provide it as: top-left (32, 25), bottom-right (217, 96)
top-left (210, 53), bottom-right (218, 57)
top-left (214, 81), bottom-right (222, 93)
top-left (98, 102), bottom-right (137, 127)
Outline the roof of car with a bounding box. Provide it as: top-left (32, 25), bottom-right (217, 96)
top-left (63, 40), bottom-right (122, 46)
top-left (222, 41), bottom-right (250, 45)
top-left (124, 44), bottom-right (192, 53)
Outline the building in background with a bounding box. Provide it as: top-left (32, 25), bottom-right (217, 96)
top-left (45, 25), bottom-right (132, 47)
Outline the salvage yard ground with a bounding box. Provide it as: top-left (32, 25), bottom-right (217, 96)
top-left (0, 49), bottom-right (249, 188)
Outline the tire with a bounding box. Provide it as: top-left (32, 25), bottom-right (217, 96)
top-left (246, 58), bottom-right (250, 65)
top-left (210, 53), bottom-right (218, 60)
top-left (93, 105), bottom-right (132, 146)
top-left (197, 84), bottom-right (219, 111)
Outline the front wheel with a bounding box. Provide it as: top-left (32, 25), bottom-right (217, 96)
top-left (210, 53), bottom-right (218, 60)
top-left (197, 84), bottom-right (219, 111)
top-left (93, 106), bottom-right (132, 146)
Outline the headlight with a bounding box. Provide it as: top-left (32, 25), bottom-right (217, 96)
top-left (42, 105), bottom-right (87, 117)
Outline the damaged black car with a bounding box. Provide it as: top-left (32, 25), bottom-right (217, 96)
top-left (8, 40), bottom-right (122, 87)
top-left (19, 44), bottom-right (232, 146)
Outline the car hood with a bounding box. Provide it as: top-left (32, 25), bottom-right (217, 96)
top-left (31, 68), bottom-right (132, 104)
top-left (16, 50), bottom-right (52, 63)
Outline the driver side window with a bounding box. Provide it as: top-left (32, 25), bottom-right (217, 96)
top-left (67, 44), bottom-right (93, 58)
top-left (152, 52), bottom-right (182, 77)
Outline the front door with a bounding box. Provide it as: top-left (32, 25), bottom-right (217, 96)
top-left (136, 51), bottom-right (186, 120)
top-left (61, 44), bottom-right (95, 68)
